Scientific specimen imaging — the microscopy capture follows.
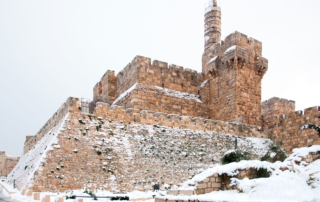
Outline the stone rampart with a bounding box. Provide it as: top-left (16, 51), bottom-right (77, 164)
top-left (112, 84), bottom-right (209, 119)
top-left (263, 106), bottom-right (320, 153)
top-left (0, 152), bottom-right (20, 177)
top-left (94, 102), bottom-right (264, 138)
top-left (93, 56), bottom-right (208, 105)
top-left (29, 109), bottom-right (268, 192)
top-left (262, 97), bottom-right (295, 128)
top-left (23, 97), bottom-right (81, 154)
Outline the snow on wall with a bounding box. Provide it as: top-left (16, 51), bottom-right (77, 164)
top-left (5, 114), bottom-right (69, 190)
top-left (200, 80), bottom-right (209, 88)
top-left (154, 86), bottom-right (202, 103)
top-left (224, 45), bottom-right (246, 54)
top-left (112, 83), bottom-right (138, 106)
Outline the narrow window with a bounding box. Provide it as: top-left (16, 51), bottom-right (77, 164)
top-left (181, 83), bottom-right (184, 89)
top-left (162, 83), bottom-right (164, 88)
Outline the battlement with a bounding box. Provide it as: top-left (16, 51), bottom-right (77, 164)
top-left (203, 31), bottom-right (266, 74)
top-left (261, 97), bottom-right (296, 129)
top-left (262, 105), bottom-right (320, 153)
top-left (94, 55), bottom-right (207, 106)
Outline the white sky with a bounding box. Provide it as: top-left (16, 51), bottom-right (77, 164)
top-left (0, 0), bottom-right (319, 156)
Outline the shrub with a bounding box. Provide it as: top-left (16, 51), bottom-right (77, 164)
top-left (261, 143), bottom-right (287, 163)
top-left (256, 168), bottom-right (270, 178)
top-left (96, 150), bottom-right (102, 155)
top-left (78, 119), bottom-right (85, 124)
top-left (220, 150), bottom-right (251, 165)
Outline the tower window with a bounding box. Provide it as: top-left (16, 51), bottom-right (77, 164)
top-left (162, 83), bottom-right (164, 88)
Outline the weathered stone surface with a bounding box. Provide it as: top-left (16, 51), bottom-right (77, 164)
top-left (33, 192), bottom-right (40, 200)
top-left (0, 152), bottom-right (20, 177)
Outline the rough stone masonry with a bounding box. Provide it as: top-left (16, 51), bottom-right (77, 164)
top-left (2, 0), bottom-right (319, 193)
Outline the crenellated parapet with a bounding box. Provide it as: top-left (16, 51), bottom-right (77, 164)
top-left (262, 102), bottom-right (320, 153)
top-left (93, 56), bottom-right (208, 105)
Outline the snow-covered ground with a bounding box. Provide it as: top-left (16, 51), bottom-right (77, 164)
top-left (0, 184), bottom-right (160, 202)
top-left (159, 145), bottom-right (320, 202)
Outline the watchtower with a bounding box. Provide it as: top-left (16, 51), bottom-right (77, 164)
top-left (204, 0), bottom-right (221, 49)
top-left (202, 1), bottom-right (268, 126)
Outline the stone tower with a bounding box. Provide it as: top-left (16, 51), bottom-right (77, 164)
top-left (204, 0), bottom-right (221, 49)
top-left (202, 2), bottom-right (268, 126)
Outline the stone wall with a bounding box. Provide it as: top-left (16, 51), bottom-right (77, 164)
top-left (263, 105), bottom-right (320, 153)
top-left (202, 31), bottom-right (268, 127)
top-left (0, 152), bottom-right (20, 177)
top-left (93, 56), bottom-right (208, 105)
top-left (28, 107), bottom-right (268, 193)
top-left (94, 102), bottom-right (265, 138)
top-left (112, 84), bottom-right (209, 119)
top-left (194, 168), bottom-right (259, 194)
top-left (262, 97), bottom-right (296, 129)
top-left (23, 97), bottom-right (80, 154)
top-left (94, 70), bottom-right (117, 104)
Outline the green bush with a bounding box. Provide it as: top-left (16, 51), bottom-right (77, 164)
top-left (256, 168), bottom-right (271, 178)
top-left (221, 150), bottom-right (251, 165)
top-left (261, 143), bottom-right (287, 163)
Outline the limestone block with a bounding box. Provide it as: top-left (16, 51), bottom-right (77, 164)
top-left (178, 190), bottom-right (194, 196)
top-left (167, 190), bottom-right (179, 196)
top-left (21, 188), bottom-right (27, 195)
top-left (34, 192), bottom-right (40, 200)
top-left (197, 183), bottom-right (207, 189)
top-left (26, 190), bottom-right (33, 196)
top-left (41, 195), bottom-right (50, 202)
top-left (200, 174), bottom-right (212, 182)
top-left (205, 188), bottom-right (213, 193)
top-left (196, 189), bottom-right (205, 195)
top-left (211, 182), bottom-right (221, 188)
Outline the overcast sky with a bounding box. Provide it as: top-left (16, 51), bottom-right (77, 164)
top-left (1, 0), bottom-right (319, 156)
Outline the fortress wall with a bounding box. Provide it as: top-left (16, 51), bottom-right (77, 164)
top-left (0, 152), bottom-right (20, 177)
top-left (94, 56), bottom-right (209, 104)
top-left (116, 57), bottom-right (141, 98)
top-left (31, 110), bottom-right (267, 193)
top-left (135, 56), bottom-right (206, 95)
top-left (202, 31), bottom-right (267, 126)
top-left (263, 106), bottom-right (320, 153)
top-left (94, 102), bottom-right (264, 138)
top-left (23, 97), bottom-right (81, 154)
top-left (111, 84), bottom-right (209, 119)
top-left (262, 97), bottom-right (296, 128)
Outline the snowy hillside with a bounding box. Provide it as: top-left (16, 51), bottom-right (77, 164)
top-left (160, 145), bottom-right (320, 202)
